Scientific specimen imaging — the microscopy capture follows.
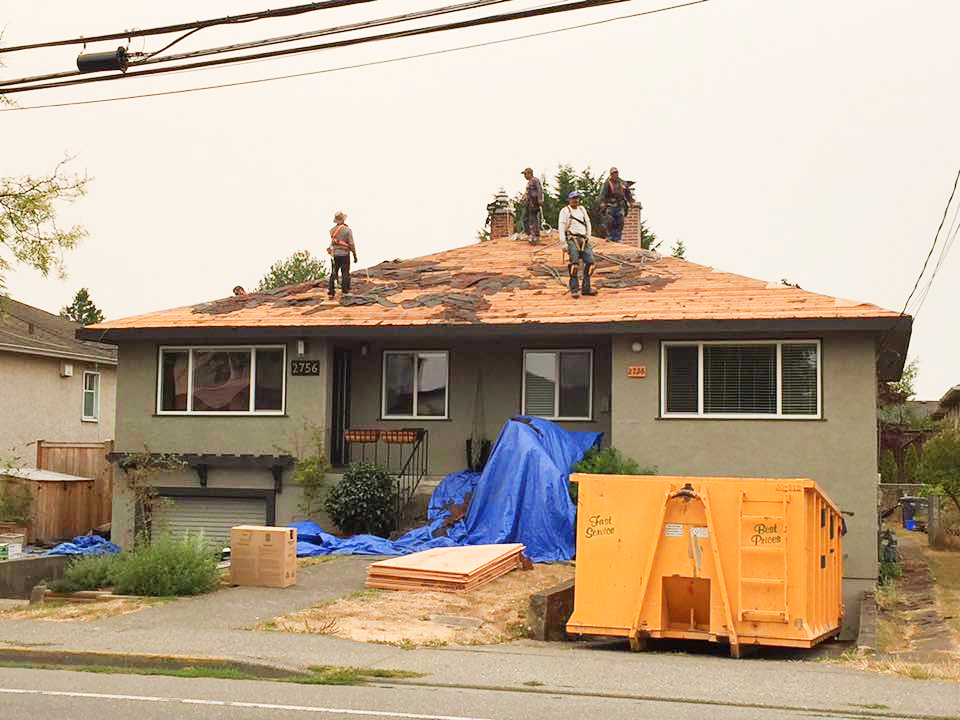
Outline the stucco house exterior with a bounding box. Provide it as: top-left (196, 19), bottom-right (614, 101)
top-left (932, 384), bottom-right (960, 430)
top-left (80, 204), bottom-right (911, 632)
top-left (1, 298), bottom-right (117, 464)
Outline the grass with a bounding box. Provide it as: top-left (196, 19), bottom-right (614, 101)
top-left (925, 547), bottom-right (960, 641)
top-left (0, 660), bottom-right (424, 685)
top-left (827, 649), bottom-right (960, 681)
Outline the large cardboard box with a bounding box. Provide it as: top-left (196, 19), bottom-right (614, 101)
top-left (230, 525), bottom-right (297, 588)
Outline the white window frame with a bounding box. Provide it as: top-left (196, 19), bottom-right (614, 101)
top-left (381, 350), bottom-right (449, 420)
top-left (521, 349), bottom-right (594, 421)
top-left (660, 339), bottom-right (821, 419)
top-left (156, 345), bottom-right (287, 416)
top-left (81, 370), bottom-right (100, 422)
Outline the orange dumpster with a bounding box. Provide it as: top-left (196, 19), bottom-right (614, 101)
top-left (565, 475), bottom-right (844, 657)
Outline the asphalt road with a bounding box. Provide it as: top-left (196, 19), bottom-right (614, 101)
top-left (0, 667), bottom-right (929, 720)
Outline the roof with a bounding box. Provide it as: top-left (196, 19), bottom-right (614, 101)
top-left (82, 233), bottom-right (903, 332)
top-left (1, 467), bottom-right (92, 482)
top-left (1, 297), bottom-right (117, 365)
top-left (932, 384), bottom-right (960, 419)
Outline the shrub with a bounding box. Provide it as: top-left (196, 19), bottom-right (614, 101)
top-left (324, 463), bottom-right (396, 536)
top-left (572, 447), bottom-right (654, 476)
top-left (0, 482), bottom-right (32, 524)
top-left (52, 553), bottom-right (122, 592)
top-left (113, 532), bottom-right (220, 596)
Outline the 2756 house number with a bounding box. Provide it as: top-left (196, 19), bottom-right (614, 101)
top-left (291, 360), bottom-right (320, 376)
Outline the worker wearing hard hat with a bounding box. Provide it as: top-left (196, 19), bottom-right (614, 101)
top-left (558, 191), bottom-right (595, 298)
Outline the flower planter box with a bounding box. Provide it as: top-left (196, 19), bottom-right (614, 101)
top-left (344, 429), bottom-right (380, 444)
top-left (381, 430), bottom-right (419, 444)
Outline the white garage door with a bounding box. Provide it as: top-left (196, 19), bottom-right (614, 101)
top-left (155, 496), bottom-right (267, 548)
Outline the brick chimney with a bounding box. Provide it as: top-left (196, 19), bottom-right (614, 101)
top-left (488, 189), bottom-right (515, 240)
top-left (623, 203), bottom-right (642, 247)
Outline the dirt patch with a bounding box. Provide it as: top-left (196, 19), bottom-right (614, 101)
top-left (0, 598), bottom-right (153, 623)
top-left (263, 563), bottom-right (574, 647)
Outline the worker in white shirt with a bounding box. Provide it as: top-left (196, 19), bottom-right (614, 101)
top-left (558, 190), bottom-right (595, 297)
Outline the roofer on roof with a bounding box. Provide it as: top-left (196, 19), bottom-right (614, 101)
top-left (599, 167), bottom-right (634, 243)
top-left (521, 168), bottom-right (544, 245)
top-left (558, 190), bottom-right (596, 298)
top-left (328, 211), bottom-right (357, 300)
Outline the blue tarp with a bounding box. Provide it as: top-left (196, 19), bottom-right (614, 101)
top-left (293, 417), bottom-right (600, 562)
top-left (46, 534), bottom-right (121, 556)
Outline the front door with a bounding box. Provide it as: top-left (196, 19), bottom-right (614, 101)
top-left (330, 349), bottom-right (352, 466)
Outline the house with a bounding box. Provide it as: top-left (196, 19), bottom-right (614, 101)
top-left (932, 384), bottom-right (960, 430)
top-left (80, 201), bottom-right (911, 633)
top-left (0, 298), bottom-right (117, 464)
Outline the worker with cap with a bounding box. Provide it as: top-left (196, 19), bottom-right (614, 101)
top-left (327, 211), bottom-right (357, 299)
top-left (521, 167), bottom-right (544, 244)
top-left (599, 167), bottom-right (634, 242)
top-left (558, 190), bottom-right (595, 297)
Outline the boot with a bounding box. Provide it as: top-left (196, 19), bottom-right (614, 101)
top-left (569, 272), bottom-right (580, 298)
top-left (582, 273), bottom-right (597, 295)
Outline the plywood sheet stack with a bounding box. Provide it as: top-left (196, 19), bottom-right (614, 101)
top-left (365, 543), bottom-right (525, 593)
top-left (230, 525), bottom-right (297, 588)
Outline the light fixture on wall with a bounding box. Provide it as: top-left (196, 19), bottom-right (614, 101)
top-left (296, 339), bottom-right (306, 357)
top-left (360, 343), bottom-right (369, 357)
top-left (631, 341), bottom-right (643, 353)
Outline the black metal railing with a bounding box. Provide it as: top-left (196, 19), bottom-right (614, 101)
top-left (343, 428), bottom-right (429, 528)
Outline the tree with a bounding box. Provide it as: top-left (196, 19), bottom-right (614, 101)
top-left (879, 357), bottom-right (930, 427)
top-left (0, 157), bottom-right (89, 295)
top-left (60, 287), bottom-right (104, 324)
top-left (879, 448), bottom-right (899, 485)
top-left (919, 430), bottom-right (960, 512)
top-left (255, 250), bottom-right (328, 292)
top-left (903, 444), bottom-right (920, 483)
top-left (671, 240), bottom-right (687, 259)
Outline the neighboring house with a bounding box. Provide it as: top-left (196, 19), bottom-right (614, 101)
top-left (0, 298), bottom-right (117, 463)
top-left (932, 384), bottom-right (960, 430)
top-left (81, 202), bottom-right (911, 634)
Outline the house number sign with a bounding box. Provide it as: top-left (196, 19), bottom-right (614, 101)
top-left (626, 365), bottom-right (647, 379)
top-left (291, 360), bottom-right (320, 376)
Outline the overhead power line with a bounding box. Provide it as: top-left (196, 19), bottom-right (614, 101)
top-left (0, 0), bottom-right (515, 88)
top-left (0, 0), bottom-right (639, 95)
top-left (0, 0), bottom-right (711, 111)
top-left (0, 0), bottom-right (378, 54)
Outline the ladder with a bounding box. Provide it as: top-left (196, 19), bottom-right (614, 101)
top-left (738, 492), bottom-right (789, 624)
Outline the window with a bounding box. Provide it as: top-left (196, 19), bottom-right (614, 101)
top-left (523, 350), bottom-right (593, 420)
top-left (661, 340), bottom-right (820, 418)
top-left (157, 346), bottom-right (286, 414)
top-left (382, 351), bottom-right (448, 419)
top-left (82, 371), bottom-right (100, 422)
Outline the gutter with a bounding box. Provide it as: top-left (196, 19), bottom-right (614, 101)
top-left (0, 342), bottom-right (118, 366)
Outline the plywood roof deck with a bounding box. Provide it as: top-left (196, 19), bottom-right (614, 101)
top-left (83, 233), bottom-right (900, 336)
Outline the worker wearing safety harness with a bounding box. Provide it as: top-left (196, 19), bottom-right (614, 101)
top-left (558, 190), bottom-right (595, 298)
top-left (599, 167), bottom-right (633, 242)
top-left (327, 211), bottom-right (358, 299)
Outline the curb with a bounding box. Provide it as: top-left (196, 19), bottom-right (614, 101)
top-left (0, 647), bottom-right (300, 679)
top-left (856, 590), bottom-right (877, 653)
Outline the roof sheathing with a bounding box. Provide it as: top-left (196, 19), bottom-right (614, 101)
top-left (82, 234), bottom-right (901, 333)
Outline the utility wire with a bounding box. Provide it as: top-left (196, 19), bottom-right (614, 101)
top-left (0, 0), bottom-right (514, 88)
top-left (0, 0), bottom-right (639, 94)
top-left (0, 0), bottom-right (710, 111)
top-left (0, 0), bottom-right (378, 54)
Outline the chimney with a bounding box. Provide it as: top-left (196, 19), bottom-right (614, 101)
top-left (488, 189), bottom-right (515, 240)
top-left (623, 203), bottom-right (642, 247)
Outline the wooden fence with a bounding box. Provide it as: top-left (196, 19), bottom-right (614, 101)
top-left (36, 440), bottom-right (114, 533)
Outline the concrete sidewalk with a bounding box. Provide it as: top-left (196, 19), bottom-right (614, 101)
top-left (0, 557), bottom-right (957, 719)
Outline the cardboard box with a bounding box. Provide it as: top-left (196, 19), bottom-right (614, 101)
top-left (229, 525), bottom-right (297, 588)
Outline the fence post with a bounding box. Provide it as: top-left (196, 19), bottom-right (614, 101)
top-left (928, 494), bottom-right (943, 548)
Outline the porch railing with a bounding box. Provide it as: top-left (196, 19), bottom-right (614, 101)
top-left (343, 428), bottom-right (429, 528)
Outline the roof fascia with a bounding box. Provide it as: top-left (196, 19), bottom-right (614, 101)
top-left (0, 342), bottom-right (118, 366)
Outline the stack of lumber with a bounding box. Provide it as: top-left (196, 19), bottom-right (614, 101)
top-left (366, 543), bottom-right (525, 593)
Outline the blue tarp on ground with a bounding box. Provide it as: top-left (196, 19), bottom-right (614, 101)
top-left (46, 534), bottom-right (121, 556)
top-left (293, 417), bottom-right (600, 562)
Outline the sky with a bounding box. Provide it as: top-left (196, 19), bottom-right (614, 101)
top-left (2, 0), bottom-right (957, 400)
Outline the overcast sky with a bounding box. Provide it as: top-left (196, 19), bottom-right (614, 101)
top-left (2, 0), bottom-right (957, 400)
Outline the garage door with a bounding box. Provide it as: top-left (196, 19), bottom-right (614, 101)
top-left (155, 496), bottom-right (267, 548)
